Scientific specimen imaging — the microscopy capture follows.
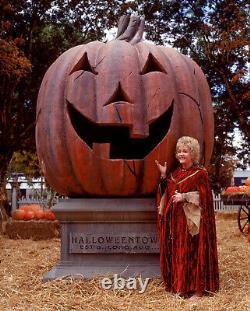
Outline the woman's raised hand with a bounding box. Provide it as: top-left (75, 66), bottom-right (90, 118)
top-left (155, 160), bottom-right (167, 178)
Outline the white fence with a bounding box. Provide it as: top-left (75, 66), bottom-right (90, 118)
top-left (17, 192), bottom-right (240, 212)
top-left (17, 196), bottom-right (60, 209)
top-left (212, 192), bottom-right (240, 211)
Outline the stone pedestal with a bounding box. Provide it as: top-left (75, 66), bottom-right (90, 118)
top-left (43, 198), bottom-right (160, 281)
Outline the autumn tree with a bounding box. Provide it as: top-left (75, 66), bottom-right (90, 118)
top-left (0, 0), bottom-right (123, 215)
top-left (134, 0), bottom-right (249, 190)
top-left (0, 16), bottom-right (31, 217)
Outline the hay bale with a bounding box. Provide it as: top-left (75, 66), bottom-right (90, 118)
top-left (5, 219), bottom-right (60, 240)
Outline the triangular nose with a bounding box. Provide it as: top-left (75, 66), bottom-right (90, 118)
top-left (104, 82), bottom-right (132, 106)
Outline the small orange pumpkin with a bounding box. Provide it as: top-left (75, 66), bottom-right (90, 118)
top-left (23, 210), bottom-right (35, 220)
top-left (44, 210), bottom-right (56, 221)
top-left (34, 209), bottom-right (45, 220)
top-left (12, 209), bottom-right (25, 220)
top-left (225, 186), bottom-right (239, 194)
top-left (245, 177), bottom-right (250, 187)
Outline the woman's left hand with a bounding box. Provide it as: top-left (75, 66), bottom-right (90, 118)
top-left (172, 190), bottom-right (184, 203)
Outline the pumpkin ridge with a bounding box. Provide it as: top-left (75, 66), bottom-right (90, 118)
top-left (178, 92), bottom-right (204, 124)
top-left (57, 47), bottom-right (87, 194)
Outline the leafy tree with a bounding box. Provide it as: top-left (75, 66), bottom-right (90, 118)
top-left (0, 0), bottom-right (120, 214)
top-left (0, 35), bottom-right (31, 216)
top-left (134, 0), bottom-right (249, 190)
top-left (8, 151), bottom-right (41, 180)
top-left (7, 151), bottom-right (42, 208)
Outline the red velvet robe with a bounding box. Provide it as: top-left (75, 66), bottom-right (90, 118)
top-left (156, 165), bottom-right (219, 296)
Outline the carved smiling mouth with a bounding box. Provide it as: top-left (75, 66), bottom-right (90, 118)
top-left (67, 101), bottom-right (174, 160)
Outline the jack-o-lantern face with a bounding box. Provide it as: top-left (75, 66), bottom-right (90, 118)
top-left (66, 40), bottom-right (175, 160)
top-left (36, 15), bottom-right (214, 197)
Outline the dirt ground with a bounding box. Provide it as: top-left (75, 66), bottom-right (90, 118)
top-left (0, 214), bottom-right (249, 311)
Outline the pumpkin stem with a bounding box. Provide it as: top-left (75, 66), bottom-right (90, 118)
top-left (116, 14), bottom-right (145, 45)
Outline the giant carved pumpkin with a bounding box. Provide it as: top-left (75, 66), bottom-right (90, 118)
top-left (36, 15), bottom-right (214, 197)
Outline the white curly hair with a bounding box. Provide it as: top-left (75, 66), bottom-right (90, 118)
top-left (176, 136), bottom-right (200, 164)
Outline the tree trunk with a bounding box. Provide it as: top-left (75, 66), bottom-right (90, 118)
top-left (0, 186), bottom-right (9, 234)
top-left (0, 155), bottom-right (12, 233)
top-left (214, 144), bottom-right (223, 194)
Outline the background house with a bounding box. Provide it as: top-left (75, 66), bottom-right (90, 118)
top-left (233, 169), bottom-right (250, 186)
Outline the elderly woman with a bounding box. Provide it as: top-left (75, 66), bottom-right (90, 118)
top-left (155, 136), bottom-right (219, 300)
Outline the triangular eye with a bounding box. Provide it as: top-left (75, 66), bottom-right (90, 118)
top-left (140, 53), bottom-right (167, 75)
top-left (70, 52), bottom-right (97, 75)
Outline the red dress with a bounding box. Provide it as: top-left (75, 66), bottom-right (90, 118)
top-left (156, 165), bottom-right (219, 296)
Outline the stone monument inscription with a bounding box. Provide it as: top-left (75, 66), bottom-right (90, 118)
top-left (70, 232), bottom-right (160, 254)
